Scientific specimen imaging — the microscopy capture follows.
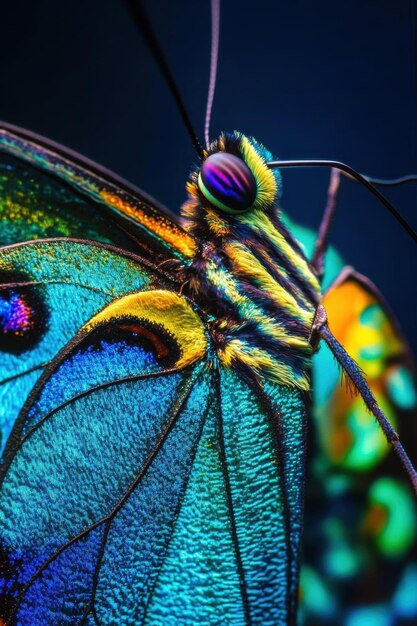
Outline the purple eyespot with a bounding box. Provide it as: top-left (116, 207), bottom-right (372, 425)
top-left (198, 152), bottom-right (257, 213)
top-left (0, 271), bottom-right (46, 354)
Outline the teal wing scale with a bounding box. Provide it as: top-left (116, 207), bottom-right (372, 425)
top-left (155, 370), bottom-right (307, 625)
top-left (0, 240), bottom-right (168, 456)
top-left (0, 292), bottom-right (308, 624)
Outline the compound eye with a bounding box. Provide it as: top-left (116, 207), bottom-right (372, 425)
top-left (198, 152), bottom-right (257, 213)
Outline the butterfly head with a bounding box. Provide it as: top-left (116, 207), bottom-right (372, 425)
top-left (182, 132), bottom-right (281, 234)
top-left (197, 132), bottom-right (279, 214)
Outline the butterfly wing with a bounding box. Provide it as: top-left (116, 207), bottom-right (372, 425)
top-left (0, 123), bottom-right (199, 455)
top-left (2, 124), bottom-right (295, 624)
top-left (317, 269), bottom-right (417, 472)
top-left (0, 122), bottom-right (196, 259)
top-left (0, 283), bottom-right (308, 624)
top-left (303, 268), bottom-right (417, 624)
top-left (0, 290), bottom-right (210, 624)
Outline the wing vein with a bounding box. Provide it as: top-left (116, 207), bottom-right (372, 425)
top-left (141, 386), bottom-right (212, 622)
top-left (0, 361), bottom-right (50, 387)
top-left (6, 362), bottom-right (205, 621)
top-left (216, 371), bottom-right (252, 626)
top-left (79, 520), bottom-right (111, 626)
top-left (243, 366), bottom-right (295, 619)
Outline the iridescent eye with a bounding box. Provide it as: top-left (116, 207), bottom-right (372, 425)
top-left (198, 152), bottom-right (257, 213)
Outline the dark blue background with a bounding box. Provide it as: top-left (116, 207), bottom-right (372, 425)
top-left (1, 0), bottom-right (416, 353)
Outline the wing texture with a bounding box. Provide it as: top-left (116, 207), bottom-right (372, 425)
top-left (0, 240), bottom-right (174, 456)
top-left (0, 122), bottom-right (196, 259)
top-left (0, 122), bottom-right (198, 455)
top-left (0, 290), bottom-right (309, 625)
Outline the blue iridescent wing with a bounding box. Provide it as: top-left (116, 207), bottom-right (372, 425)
top-left (0, 128), bottom-right (326, 624)
top-left (0, 240), bottom-right (173, 455)
top-left (0, 286), bottom-right (308, 624)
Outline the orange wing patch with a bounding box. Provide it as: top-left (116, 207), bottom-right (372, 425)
top-left (318, 270), bottom-right (417, 471)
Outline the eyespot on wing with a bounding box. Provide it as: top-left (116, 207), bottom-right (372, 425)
top-left (0, 270), bottom-right (47, 354)
top-left (83, 290), bottom-right (207, 369)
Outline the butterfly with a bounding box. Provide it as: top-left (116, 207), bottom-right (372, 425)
top-left (0, 1), bottom-right (416, 625)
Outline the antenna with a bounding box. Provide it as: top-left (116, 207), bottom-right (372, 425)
top-left (267, 159), bottom-right (417, 244)
top-left (204, 0), bottom-right (221, 147)
top-left (125, 0), bottom-right (204, 159)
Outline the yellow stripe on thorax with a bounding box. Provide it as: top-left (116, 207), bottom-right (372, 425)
top-left (205, 263), bottom-right (309, 350)
top-left (219, 339), bottom-right (310, 390)
top-left (240, 210), bottom-right (320, 294)
top-left (224, 241), bottom-right (313, 324)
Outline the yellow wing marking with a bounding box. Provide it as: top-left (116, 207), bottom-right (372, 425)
top-left (84, 290), bottom-right (207, 368)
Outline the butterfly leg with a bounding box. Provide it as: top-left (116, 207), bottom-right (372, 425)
top-left (312, 304), bottom-right (417, 495)
top-left (311, 168), bottom-right (341, 280)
